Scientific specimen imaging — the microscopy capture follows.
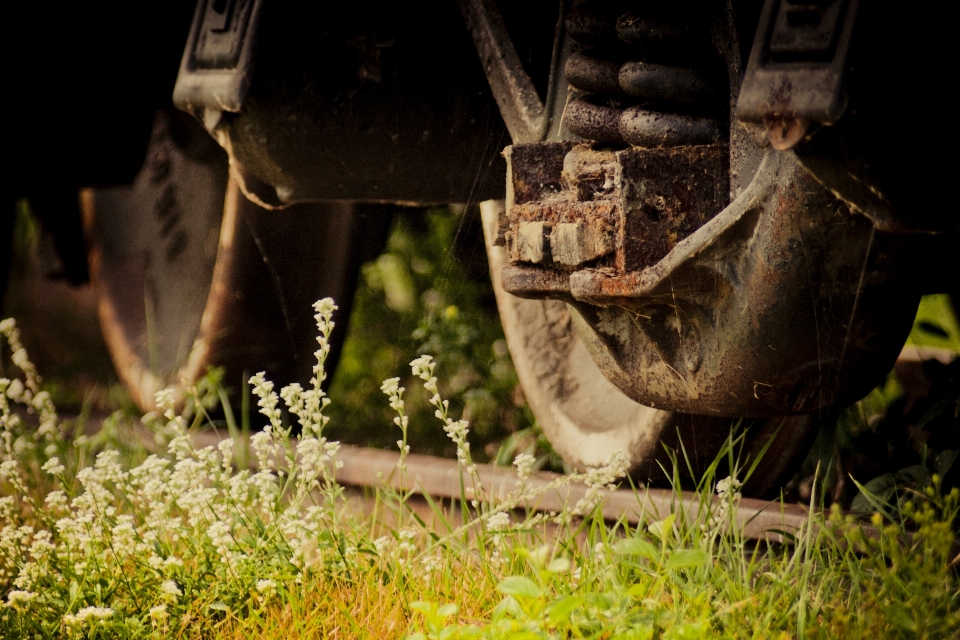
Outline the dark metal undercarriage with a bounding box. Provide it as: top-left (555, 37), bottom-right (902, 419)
top-left (5, 1), bottom-right (958, 470)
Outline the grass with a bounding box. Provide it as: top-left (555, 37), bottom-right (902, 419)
top-left (1, 300), bottom-right (959, 639)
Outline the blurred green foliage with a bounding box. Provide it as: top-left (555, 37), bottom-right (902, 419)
top-left (325, 207), bottom-right (532, 462)
top-left (906, 293), bottom-right (960, 352)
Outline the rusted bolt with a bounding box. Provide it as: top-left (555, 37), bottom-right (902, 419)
top-left (763, 115), bottom-right (810, 151)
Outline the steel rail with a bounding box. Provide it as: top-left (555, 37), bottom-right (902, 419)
top-left (175, 429), bottom-right (814, 543)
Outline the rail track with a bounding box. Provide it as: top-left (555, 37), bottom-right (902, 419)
top-left (172, 428), bottom-right (813, 543)
top-left (339, 445), bottom-right (812, 541)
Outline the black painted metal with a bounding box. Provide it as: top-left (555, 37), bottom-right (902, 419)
top-left (176, 0), bottom-right (512, 205)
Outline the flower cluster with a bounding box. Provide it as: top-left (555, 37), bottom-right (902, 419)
top-left (411, 355), bottom-right (476, 477)
top-left (380, 377), bottom-right (410, 472)
top-left (1, 318), bottom-right (59, 463)
top-left (485, 512), bottom-right (512, 569)
top-left (63, 606), bottom-right (113, 631)
top-left (573, 451), bottom-right (630, 516)
top-left (1, 301), bottom-right (671, 637)
top-left (0, 302), bottom-right (353, 631)
top-left (705, 475), bottom-right (743, 539)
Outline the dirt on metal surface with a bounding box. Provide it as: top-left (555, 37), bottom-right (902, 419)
top-left (615, 144), bottom-right (727, 270)
top-left (500, 142), bottom-right (920, 418)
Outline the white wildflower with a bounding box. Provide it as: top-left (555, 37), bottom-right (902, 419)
top-left (154, 388), bottom-right (177, 420)
top-left (487, 512), bottom-right (511, 532)
top-left (93, 449), bottom-right (127, 485)
top-left (313, 297), bottom-right (337, 319)
top-left (716, 476), bottom-right (742, 498)
top-left (324, 440), bottom-right (343, 471)
top-left (573, 451), bottom-right (629, 515)
top-left (295, 437), bottom-right (328, 493)
top-left (410, 355), bottom-right (435, 381)
top-left (249, 371), bottom-right (283, 432)
top-left (110, 515), bottom-right (138, 557)
top-left (206, 520), bottom-right (236, 561)
top-left (217, 437), bottom-right (234, 474)
top-left (396, 528), bottom-right (418, 566)
top-left (373, 536), bottom-right (393, 556)
top-left (421, 554), bottom-right (443, 584)
top-left (149, 604), bottom-right (169, 627)
top-left (380, 377), bottom-right (402, 403)
top-left (256, 578), bottom-right (277, 600)
top-left (0, 459), bottom-right (18, 480)
top-left (44, 490), bottom-right (67, 510)
top-left (6, 589), bottom-right (36, 611)
top-left (0, 495), bottom-right (15, 520)
top-left (249, 430), bottom-right (277, 472)
top-left (28, 530), bottom-right (54, 561)
top-left (398, 528), bottom-right (417, 551)
top-left (63, 606), bottom-right (113, 629)
top-left (514, 453), bottom-right (535, 487)
top-left (41, 456), bottom-right (64, 476)
top-left (5, 378), bottom-right (24, 401)
top-left (486, 512), bottom-right (514, 569)
top-left (161, 580), bottom-right (182, 600)
top-left (412, 356), bottom-right (476, 481)
top-left (13, 435), bottom-right (34, 455)
top-left (706, 475), bottom-right (743, 538)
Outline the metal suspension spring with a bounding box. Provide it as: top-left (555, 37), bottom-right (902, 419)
top-left (562, 0), bottom-right (727, 147)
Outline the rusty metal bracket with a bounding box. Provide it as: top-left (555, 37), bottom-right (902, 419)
top-left (173, 1), bottom-right (512, 205)
top-left (736, 0), bottom-right (859, 150)
top-left (501, 141), bottom-right (728, 278)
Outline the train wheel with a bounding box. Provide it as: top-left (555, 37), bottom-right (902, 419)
top-left (83, 110), bottom-right (388, 411)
